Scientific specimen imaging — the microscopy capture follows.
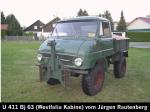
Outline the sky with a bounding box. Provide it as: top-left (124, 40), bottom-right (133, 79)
top-left (1, 0), bottom-right (150, 27)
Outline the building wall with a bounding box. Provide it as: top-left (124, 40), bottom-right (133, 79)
top-left (128, 19), bottom-right (150, 30)
top-left (25, 31), bottom-right (51, 40)
top-left (113, 22), bottom-right (118, 31)
top-left (42, 32), bottom-right (52, 39)
top-left (24, 20), bottom-right (45, 32)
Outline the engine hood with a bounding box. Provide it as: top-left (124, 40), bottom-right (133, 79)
top-left (38, 37), bottom-right (87, 56)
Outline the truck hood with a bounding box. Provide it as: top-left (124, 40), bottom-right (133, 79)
top-left (38, 38), bottom-right (87, 56)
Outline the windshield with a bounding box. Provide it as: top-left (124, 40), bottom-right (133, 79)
top-left (52, 21), bottom-right (97, 37)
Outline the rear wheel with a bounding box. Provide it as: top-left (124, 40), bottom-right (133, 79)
top-left (114, 53), bottom-right (127, 78)
top-left (82, 64), bottom-right (105, 96)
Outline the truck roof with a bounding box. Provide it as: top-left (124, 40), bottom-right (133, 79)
top-left (58, 16), bottom-right (109, 22)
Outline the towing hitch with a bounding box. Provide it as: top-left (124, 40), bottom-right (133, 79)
top-left (46, 40), bottom-right (70, 87)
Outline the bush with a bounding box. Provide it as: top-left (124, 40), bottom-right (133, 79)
top-left (1, 30), bottom-right (7, 39)
top-left (23, 32), bottom-right (34, 36)
top-left (126, 32), bottom-right (150, 42)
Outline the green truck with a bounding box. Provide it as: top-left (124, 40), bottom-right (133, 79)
top-left (37, 16), bottom-right (129, 96)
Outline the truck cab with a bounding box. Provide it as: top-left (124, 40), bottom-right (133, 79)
top-left (37, 16), bottom-right (129, 96)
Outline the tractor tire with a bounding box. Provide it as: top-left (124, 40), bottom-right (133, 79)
top-left (82, 64), bottom-right (105, 96)
top-left (113, 54), bottom-right (127, 78)
top-left (47, 78), bottom-right (60, 85)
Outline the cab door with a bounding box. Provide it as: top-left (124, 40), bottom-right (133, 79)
top-left (98, 21), bottom-right (114, 57)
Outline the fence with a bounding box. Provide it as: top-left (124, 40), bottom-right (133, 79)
top-left (3, 36), bottom-right (35, 41)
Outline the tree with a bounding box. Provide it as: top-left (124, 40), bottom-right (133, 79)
top-left (117, 11), bottom-right (126, 31)
top-left (98, 13), bottom-right (102, 17)
top-left (77, 9), bottom-right (83, 16)
top-left (1, 12), bottom-right (7, 39)
top-left (6, 14), bottom-right (23, 36)
top-left (77, 9), bottom-right (89, 16)
top-left (99, 10), bottom-right (114, 31)
top-left (146, 15), bottom-right (150, 17)
top-left (1, 12), bottom-right (7, 24)
top-left (83, 10), bottom-right (89, 16)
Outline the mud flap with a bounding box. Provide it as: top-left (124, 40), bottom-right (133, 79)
top-left (63, 69), bottom-right (70, 87)
top-left (38, 65), bottom-right (47, 82)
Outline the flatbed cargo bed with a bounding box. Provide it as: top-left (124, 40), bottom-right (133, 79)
top-left (112, 34), bottom-right (129, 52)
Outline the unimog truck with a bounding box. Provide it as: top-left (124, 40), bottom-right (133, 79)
top-left (37, 16), bottom-right (129, 96)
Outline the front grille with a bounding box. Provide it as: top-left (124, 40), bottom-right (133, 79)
top-left (57, 54), bottom-right (74, 61)
top-left (42, 53), bottom-right (51, 57)
top-left (42, 53), bottom-right (75, 66)
top-left (57, 54), bottom-right (75, 65)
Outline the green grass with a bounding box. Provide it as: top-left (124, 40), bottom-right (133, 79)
top-left (1, 41), bottom-right (150, 102)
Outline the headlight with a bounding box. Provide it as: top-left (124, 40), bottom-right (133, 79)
top-left (37, 54), bottom-right (42, 61)
top-left (74, 58), bottom-right (83, 66)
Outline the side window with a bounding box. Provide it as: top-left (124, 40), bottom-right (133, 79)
top-left (101, 22), bottom-right (111, 37)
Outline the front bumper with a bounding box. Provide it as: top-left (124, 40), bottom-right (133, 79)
top-left (36, 63), bottom-right (88, 75)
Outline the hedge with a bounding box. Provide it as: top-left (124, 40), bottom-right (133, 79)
top-left (23, 32), bottom-right (34, 36)
top-left (1, 30), bottom-right (7, 39)
top-left (126, 32), bottom-right (150, 42)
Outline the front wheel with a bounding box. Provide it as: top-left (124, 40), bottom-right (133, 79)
top-left (82, 64), bottom-right (105, 96)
